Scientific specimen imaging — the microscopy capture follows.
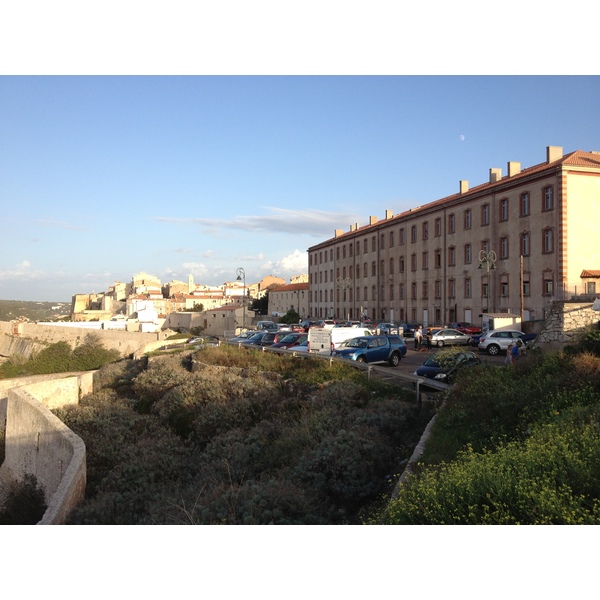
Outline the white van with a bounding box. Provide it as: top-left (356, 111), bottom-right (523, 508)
top-left (308, 326), bottom-right (374, 354)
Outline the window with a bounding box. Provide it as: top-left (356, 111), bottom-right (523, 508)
top-left (389, 257), bottom-right (394, 274)
top-left (435, 217), bottom-right (442, 237)
top-left (399, 283), bottom-right (405, 300)
top-left (364, 286), bottom-right (368, 301)
top-left (422, 221), bottom-right (429, 240)
top-left (411, 253), bottom-right (417, 271)
top-left (363, 239), bottom-right (368, 254)
top-left (389, 230), bottom-right (395, 247)
top-left (464, 209), bottom-right (472, 230)
top-left (363, 262), bottom-right (368, 278)
top-left (587, 282), bottom-right (596, 295)
top-left (543, 186), bottom-right (554, 211)
top-left (520, 192), bottom-right (530, 216)
top-left (380, 233), bottom-right (385, 250)
top-left (399, 228), bottom-right (405, 245)
top-left (482, 239), bottom-right (490, 254)
top-left (371, 261), bottom-right (376, 276)
top-left (380, 260), bottom-right (385, 276)
top-left (543, 228), bottom-right (554, 253)
top-left (481, 203), bottom-right (490, 226)
top-left (523, 277), bottom-right (530, 296)
top-left (500, 198), bottom-right (509, 221)
top-left (464, 277), bottom-right (472, 298)
top-left (356, 241), bottom-right (360, 255)
top-left (435, 280), bottom-right (442, 298)
top-left (520, 232), bottom-right (530, 256)
top-left (356, 265), bottom-right (360, 279)
top-left (543, 273), bottom-right (554, 295)
top-left (482, 281), bottom-right (489, 298)
top-left (422, 251), bottom-right (429, 270)
top-left (411, 225), bottom-right (417, 243)
top-left (501, 276), bottom-right (509, 297)
top-left (336, 247), bottom-right (340, 260)
top-left (500, 236), bottom-right (509, 259)
top-left (449, 213), bottom-right (456, 233)
top-left (399, 255), bottom-right (405, 273)
top-left (448, 278), bottom-right (456, 298)
top-left (422, 281), bottom-right (428, 299)
top-left (371, 236), bottom-right (376, 252)
top-left (448, 246), bottom-right (456, 266)
top-left (356, 287), bottom-right (360, 301)
top-left (389, 284), bottom-right (394, 301)
top-left (411, 282), bottom-right (417, 300)
top-left (464, 244), bottom-right (472, 264)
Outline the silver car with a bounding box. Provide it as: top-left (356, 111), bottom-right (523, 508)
top-left (427, 328), bottom-right (471, 347)
top-left (478, 329), bottom-right (529, 355)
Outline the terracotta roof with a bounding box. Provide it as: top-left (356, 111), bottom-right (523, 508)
top-left (581, 270), bottom-right (600, 278)
top-left (269, 283), bottom-right (309, 292)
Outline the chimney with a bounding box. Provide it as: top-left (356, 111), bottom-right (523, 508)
top-left (459, 180), bottom-right (469, 194)
top-left (369, 216), bottom-right (378, 225)
top-left (385, 209), bottom-right (393, 219)
top-left (547, 146), bottom-right (563, 163)
top-left (335, 229), bottom-right (343, 237)
top-left (507, 161), bottom-right (521, 177)
top-left (489, 168), bottom-right (502, 183)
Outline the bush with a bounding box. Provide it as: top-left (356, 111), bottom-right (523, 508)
top-left (0, 474), bottom-right (47, 524)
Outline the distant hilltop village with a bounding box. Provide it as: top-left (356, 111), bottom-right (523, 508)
top-left (70, 271), bottom-right (309, 335)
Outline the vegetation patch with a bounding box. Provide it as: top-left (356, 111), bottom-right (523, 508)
top-left (54, 347), bottom-right (429, 524)
top-left (0, 474), bottom-right (47, 525)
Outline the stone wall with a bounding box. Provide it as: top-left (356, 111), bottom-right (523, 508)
top-left (0, 320), bottom-right (168, 360)
top-left (536, 302), bottom-right (600, 351)
top-left (0, 372), bottom-right (91, 525)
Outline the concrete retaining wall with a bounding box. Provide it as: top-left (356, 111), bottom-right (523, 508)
top-left (0, 372), bottom-right (90, 524)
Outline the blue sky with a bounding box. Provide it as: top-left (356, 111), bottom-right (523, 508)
top-left (1, 75), bottom-right (599, 301)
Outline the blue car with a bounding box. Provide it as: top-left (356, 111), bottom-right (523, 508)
top-left (332, 335), bottom-right (407, 366)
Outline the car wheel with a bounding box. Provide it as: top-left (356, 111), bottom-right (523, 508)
top-left (487, 344), bottom-right (500, 356)
top-left (356, 355), bottom-right (366, 363)
top-left (389, 352), bottom-right (400, 367)
top-left (437, 340), bottom-right (444, 347)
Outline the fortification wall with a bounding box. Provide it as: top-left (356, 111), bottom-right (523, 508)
top-left (0, 320), bottom-right (167, 359)
top-left (536, 302), bottom-right (600, 351)
top-left (0, 372), bottom-right (90, 524)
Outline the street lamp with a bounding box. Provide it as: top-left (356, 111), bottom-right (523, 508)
top-left (478, 250), bottom-right (497, 314)
top-left (336, 276), bottom-right (352, 321)
top-left (236, 267), bottom-right (246, 330)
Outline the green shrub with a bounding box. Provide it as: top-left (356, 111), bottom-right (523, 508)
top-left (0, 474), bottom-right (47, 524)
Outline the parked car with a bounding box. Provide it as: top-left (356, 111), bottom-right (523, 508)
top-left (478, 329), bottom-right (537, 355)
top-left (315, 319), bottom-right (337, 329)
top-left (240, 332), bottom-right (268, 347)
top-left (375, 322), bottom-right (399, 335)
top-left (426, 328), bottom-right (472, 347)
top-left (331, 335), bottom-right (407, 366)
top-left (260, 331), bottom-right (291, 346)
top-left (226, 330), bottom-right (257, 345)
top-left (271, 333), bottom-right (308, 349)
top-left (284, 338), bottom-right (309, 352)
top-left (256, 321), bottom-right (278, 331)
top-left (399, 323), bottom-right (419, 338)
top-left (414, 349), bottom-right (481, 383)
top-left (450, 322), bottom-right (482, 335)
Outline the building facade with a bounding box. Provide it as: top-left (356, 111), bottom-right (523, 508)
top-left (308, 146), bottom-right (600, 327)
top-left (268, 282), bottom-right (310, 318)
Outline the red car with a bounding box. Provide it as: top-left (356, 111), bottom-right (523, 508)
top-left (451, 322), bottom-right (482, 335)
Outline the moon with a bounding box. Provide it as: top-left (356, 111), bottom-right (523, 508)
top-left (459, 134), bottom-right (465, 141)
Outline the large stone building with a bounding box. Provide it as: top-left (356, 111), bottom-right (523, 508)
top-left (307, 146), bottom-right (600, 327)
top-left (268, 282), bottom-right (310, 318)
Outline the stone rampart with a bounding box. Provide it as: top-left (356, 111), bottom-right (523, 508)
top-left (0, 320), bottom-right (168, 360)
top-left (536, 302), bottom-right (600, 351)
top-left (0, 372), bottom-right (90, 524)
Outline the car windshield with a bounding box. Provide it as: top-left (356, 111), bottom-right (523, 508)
top-left (280, 334), bottom-right (299, 343)
top-left (247, 333), bottom-right (263, 340)
top-left (346, 338), bottom-right (369, 348)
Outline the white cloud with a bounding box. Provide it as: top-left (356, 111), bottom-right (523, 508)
top-left (261, 249), bottom-right (307, 278)
top-left (154, 207), bottom-right (361, 238)
top-left (0, 260), bottom-right (42, 280)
